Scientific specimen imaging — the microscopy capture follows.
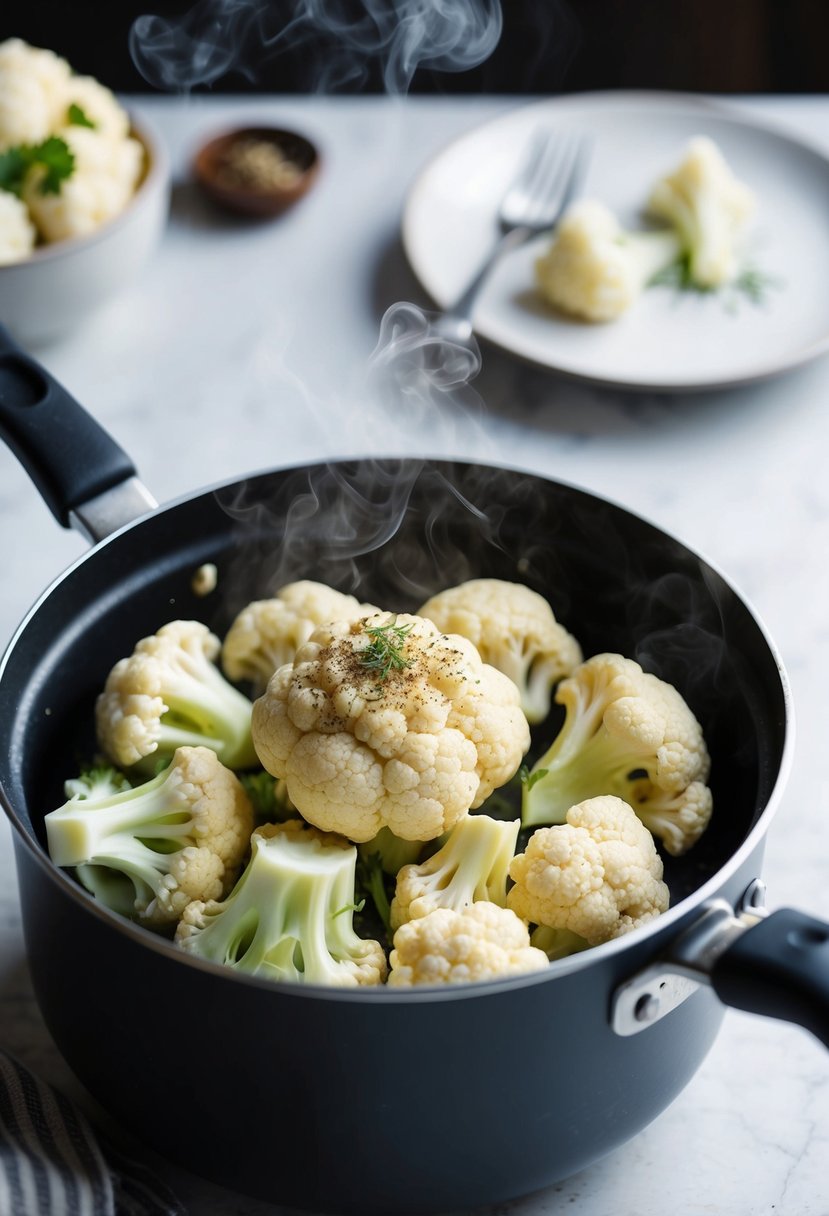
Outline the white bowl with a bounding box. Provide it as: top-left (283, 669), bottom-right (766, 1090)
top-left (0, 115), bottom-right (170, 345)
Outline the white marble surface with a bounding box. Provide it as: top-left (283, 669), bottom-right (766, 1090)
top-left (1, 94), bottom-right (829, 1215)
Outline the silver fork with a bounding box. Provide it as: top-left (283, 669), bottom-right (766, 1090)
top-left (433, 129), bottom-right (591, 346)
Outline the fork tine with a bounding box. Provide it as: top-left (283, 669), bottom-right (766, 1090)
top-left (500, 128), bottom-right (590, 231)
top-left (435, 126), bottom-right (592, 340)
top-left (507, 129), bottom-right (562, 203)
top-left (524, 138), bottom-right (576, 223)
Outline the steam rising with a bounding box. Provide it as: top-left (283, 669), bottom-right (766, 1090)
top-left (130, 0), bottom-right (503, 93)
top-left (216, 301), bottom-right (499, 601)
top-left (365, 302), bottom-right (488, 453)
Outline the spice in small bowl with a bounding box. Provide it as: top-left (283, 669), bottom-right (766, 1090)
top-left (193, 126), bottom-right (320, 217)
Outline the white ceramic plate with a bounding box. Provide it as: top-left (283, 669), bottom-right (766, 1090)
top-left (402, 92), bottom-right (829, 392)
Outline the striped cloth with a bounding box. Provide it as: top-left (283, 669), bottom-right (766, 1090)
top-left (0, 1050), bottom-right (184, 1216)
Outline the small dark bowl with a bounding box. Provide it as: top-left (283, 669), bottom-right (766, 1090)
top-left (193, 125), bottom-right (320, 217)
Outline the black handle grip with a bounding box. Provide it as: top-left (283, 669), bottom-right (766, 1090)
top-left (0, 325), bottom-right (136, 527)
top-left (711, 908), bottom-right (829, 1047)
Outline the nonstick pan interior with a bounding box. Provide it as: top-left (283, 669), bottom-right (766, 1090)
top-left (0, 459), bottom-right (787, 916)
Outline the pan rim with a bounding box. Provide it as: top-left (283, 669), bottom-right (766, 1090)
top-left (0, 454), bottom-right (796, 1002)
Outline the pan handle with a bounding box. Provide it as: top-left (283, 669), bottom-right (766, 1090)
top-left (0, 324), bottom-right (155, 537)
top-left (612, 893), bottom-right (829, 1048)
top-left (710, 907), bottom-right (829, 1047)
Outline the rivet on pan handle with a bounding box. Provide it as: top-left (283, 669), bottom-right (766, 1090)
top-left (612, 883), bottom-right (768, 1037)
top-left (614, 881), bottom-right (829, 1047)
top-left (0, 324), bottom-right (156, 538)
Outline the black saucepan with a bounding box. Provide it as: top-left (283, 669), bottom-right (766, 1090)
top-left (0, 326), bottom-right (826, 1215)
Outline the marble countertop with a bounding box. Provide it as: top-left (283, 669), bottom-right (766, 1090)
top-left (1, 94), bottom-right (828, 1215)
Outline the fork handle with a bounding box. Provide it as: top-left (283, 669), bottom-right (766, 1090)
top-left (433, 225), bottom-right (532, 344)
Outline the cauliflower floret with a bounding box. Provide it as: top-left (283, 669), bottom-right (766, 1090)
top-left (176, 820), bottom-right (387, 987)
top-left (95, 620), bottom-right (257, 773)
top-left (0, 190), bottom-right (36, 264)
top-left (251, 612), bottom-right (530, 843)
top-left (222, 581), bottom-right (377, 696)
top-left (522, 652), bottom-right (712, 856)
top-left (509, 795), bottom-right (669, 945)
top-left (0, 38), bottom-right (71, 149)
top-left (391, 813), bottom-right (519, 930)
top-left (61, 74), bottom-right (131, 141)
top-left (45, 745), bottom-right (253, 926)
top-left (388, 902), bottom-right (548, 986)
top-left (23, 124), bottom-right (143, 243)
top-left (419, 578), bottom-right (582, 724)
top-left (535, 199), bottom-right (681, 322)
top-left (647, 136), bottom-right (755, 288)
top-left (627, 777), bottom-right (713, 860)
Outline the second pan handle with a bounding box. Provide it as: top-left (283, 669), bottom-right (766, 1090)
top-left (711, 907), bottom-right (829, 1048)
top-left (0, 324), bottom-right (140, 528)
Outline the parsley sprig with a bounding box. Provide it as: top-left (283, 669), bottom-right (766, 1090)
top-left (360, 617), bottom-right (413, 683)
top-left (67, 102), bottom-right (96, 129)
top-left (519, 764), bottom-right (548, 792)
top-left (0, 136), bottom-right (75, 198)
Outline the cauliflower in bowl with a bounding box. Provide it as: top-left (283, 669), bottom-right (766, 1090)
top-left (0, 38), bottom-right (144, 261)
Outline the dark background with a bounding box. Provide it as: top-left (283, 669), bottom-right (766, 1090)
top-left (4, 0), bottom-right (829, 95)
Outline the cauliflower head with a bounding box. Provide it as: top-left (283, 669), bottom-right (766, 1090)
top-left (647, 136), bottom-right (755, 289)
top-left (251, 611), bottom-right (530, 843)
top-left (535, 199), bottom-right (681, 323)
top-left (522, 652), bottom-right (712, 855)
top-left (0, 38), bottom-right (71, 149)
top-left (46, 745), bottom-right (253, 926)
top-left (176, 820), bottom-right (387, 987)
top-left (222, 580), bottom-right (377, 695)
top-left (23, 124), bottom-right (144, 243)
top-left (509, 795), bottom-right (669, 946)
top-left (96, 619), bottom-right (257, 773)
top-left (419, 578), bottom-right (582, 724)
top-left (388, 902), bottom-right (548, 986)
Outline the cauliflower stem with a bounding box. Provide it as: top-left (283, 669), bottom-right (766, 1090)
top-left (391, 813), bottom-right (520, 929)
top-left (45, 746), bottom-right (253, 925)
top-left (522, 653), bottom-right (712, 856)
top-left (647, 136), bottom-right (755, 289)
top-left (176, 821), bottom-right (387, 987)
top-left (358, 826), bottom-right (424, 875)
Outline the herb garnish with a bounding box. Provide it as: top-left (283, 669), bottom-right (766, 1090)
top-left (355, 851), bottom-right (392, 934)
top-left (0, 136), bottom-right (75, 197)
top-left (519, 764), bottom-right (548, 792)
top-left (360, 617), bottom-right (413, 683)
top-left (651, 254), bottom-right (781, 310)
top-left (67, 102), bottom-right (96, 129)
